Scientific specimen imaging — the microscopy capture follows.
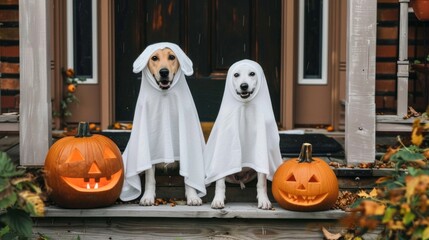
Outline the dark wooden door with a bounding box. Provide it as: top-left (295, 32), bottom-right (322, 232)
top-left (115, 0), bottom-right (281, 122)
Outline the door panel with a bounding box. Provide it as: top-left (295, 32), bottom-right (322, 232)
top-left (115, 0), bottom-right (281, 122)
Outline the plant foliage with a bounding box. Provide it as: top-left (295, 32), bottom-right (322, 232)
top-left (343, 118), bottom-right (429, 240)
top-left (0, 152), bottom-right (45, 239)
top-left (52, 68), bottom-right (86, 127)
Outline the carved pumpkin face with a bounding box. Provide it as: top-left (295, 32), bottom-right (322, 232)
top-left (44, 122), bottom-right (124, 208)
top-left (272, 143), bottom-right (338, 211)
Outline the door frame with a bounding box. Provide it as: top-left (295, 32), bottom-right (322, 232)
top-left (99, 1), bottom-right (299, 130)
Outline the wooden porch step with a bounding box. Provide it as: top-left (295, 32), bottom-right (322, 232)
top-left (41, 203), bottom-right (347, 219)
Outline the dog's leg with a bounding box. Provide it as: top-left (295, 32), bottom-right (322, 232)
top-left (256, 173), bottom-right (272, 210)
top-left (139, 166), bottom-right (156, 206)
top-left (185, 184), bottom-right (202, 206)
top-left (211, 177), bottom-right (226, 209)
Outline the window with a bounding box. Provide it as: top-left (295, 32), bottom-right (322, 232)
top-left (298, 0), bottom-right (328, 85)
top-left (67, 0), bottom-right (98, 84)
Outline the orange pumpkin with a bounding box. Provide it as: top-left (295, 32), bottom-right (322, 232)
top-left (44, 122), bottom-right (124, 208)
top-left (272, 143), bottom-right (339, 211)
top-left (411, 0), bottom-right (429, 21)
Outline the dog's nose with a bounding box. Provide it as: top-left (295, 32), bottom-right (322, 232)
top-left (159, 68), bottom-right (169, 78)
top-left (240, 83), bottom-right (249, 91)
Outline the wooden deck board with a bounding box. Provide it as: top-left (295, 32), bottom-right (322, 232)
top-left (41, 203), bottom-right (347, 219)
top-left (32, 217), bottom-right (381, 240)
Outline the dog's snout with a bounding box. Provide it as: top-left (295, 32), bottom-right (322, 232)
top-left (159, 68), bottom-right (170, 78)
top-left (240, 83), bottom-right (249, 91)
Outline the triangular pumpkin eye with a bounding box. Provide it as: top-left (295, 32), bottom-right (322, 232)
top-left (286, 174), bottom-right (296, 182)
top-left (103, 147), bottom-right (117, 160)
top-left (66, 148), bottom-right (85, 163)
top-left (309, 174), bottom-right (319, 183)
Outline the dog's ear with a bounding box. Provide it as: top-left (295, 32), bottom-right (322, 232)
top-left (168, 44), bottom-right (193, 76)
top-left (132, 45), bottom-right (157, 73)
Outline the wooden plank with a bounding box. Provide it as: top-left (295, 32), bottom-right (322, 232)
top-left (0, 78), bottom-right (19, 90)
top-left (345, 97), bottom-right (376, 164)
top-left (345, 0), bottom-right (377, 164)
top-left (0, 62), bottom-right (19, 74)
top-left (0, 46), bottom-right (19, 57)
top-left (41, 203), bottom-right (348, 219)
top-left (0, 123), bottom-right (18, 132)
top-left (0, 10), bottom-right (19, 22)
top-left (396, 1), bottom-right (410, 118)
top-left (33, 217), bottom-right (375, 240)
top-left (0, 135), bottom-right (19, 151)
top-left (0, 0), bottom-right (18, 5)
top-left (19, 0), bottom-right (52, 166)
top-left (0, 28), bottom-right (19, 41)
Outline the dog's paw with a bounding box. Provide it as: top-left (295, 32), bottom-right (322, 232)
top-left (187, 196), bottom-right (203, 206)
top-left (211, 197), bottom-right (225, 209)
top-left (258, 197), bottom-right (272, 210)
top-left (185, 185), bottom-right (202, 206)
top-left (139, 192), bottom-right (155, 206)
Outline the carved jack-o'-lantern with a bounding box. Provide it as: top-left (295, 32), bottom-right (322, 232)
top-left (44, 122), bottom-right (124, 208)
top-left (272, 143), bottom-right (339, 211)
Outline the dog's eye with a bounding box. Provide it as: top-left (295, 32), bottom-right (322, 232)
top-left (249, 72), bottom-right (255, 77)
top-left (151, 56), bottom-right (159, 61)
top-left (234, 73), bottom-right (240, 78)
top-left (168, 55), bottom-right (176, 60)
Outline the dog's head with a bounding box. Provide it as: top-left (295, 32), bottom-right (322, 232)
top-left (133, 42), bottom-right (194, 91)
top-left (147, 48), bottom-right (179, 90)
top-left (231, 65), bottom-right (258, 100)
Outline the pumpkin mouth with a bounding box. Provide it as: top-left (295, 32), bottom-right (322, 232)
top-left (61, 169), bottom-right (123, 192)
top-left (279, 191), bottom-right (328, 206)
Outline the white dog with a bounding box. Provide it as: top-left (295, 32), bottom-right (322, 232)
top-left (120, 42), bottom-right (206, 206)
top-left (204, 59), bottom-right (283, 210)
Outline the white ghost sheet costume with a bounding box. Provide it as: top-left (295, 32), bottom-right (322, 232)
top-left (120, 42), bottom-right (206, 201)
top-left (204, 59), bottom-right (283, 185)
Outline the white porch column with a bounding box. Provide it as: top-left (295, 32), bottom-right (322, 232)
top-left (19, 0), bottom-right (52, 166)
top-left (345, 0), bottom-right (377, 164)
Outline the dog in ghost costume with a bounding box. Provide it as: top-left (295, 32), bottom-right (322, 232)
top-left (204, 59), bottom-right (283, 209)
top-left (120, 42), bottom-right (206, 206)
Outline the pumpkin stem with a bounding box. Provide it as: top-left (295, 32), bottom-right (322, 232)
top-left (298, 143), bottom-right (313, 163)
top-left (75, 122), bottom-right (92, 138)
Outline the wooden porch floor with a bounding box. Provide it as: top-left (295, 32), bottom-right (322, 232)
top-left (33, 204), bottom-right (383, 240)
top-left (0, 133), bottom-right (387, 239)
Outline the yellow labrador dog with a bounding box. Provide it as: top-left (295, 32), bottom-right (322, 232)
top-left (120, 42), bottom-right (206, 206)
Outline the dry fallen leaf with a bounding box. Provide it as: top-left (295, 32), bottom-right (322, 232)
top-left (411, 119), bottom-right (424, 146)
top-left (357, 190), bottom-right (370, 198)
top-left (321, 227), bottom-right (342, 240)
top-left (381, 146), bottom-right (400, 163)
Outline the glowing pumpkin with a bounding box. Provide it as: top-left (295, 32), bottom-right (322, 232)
top-left (272, 143), bottom-right (339, 211)
top-left (44, 122), bottom-right (124, 208)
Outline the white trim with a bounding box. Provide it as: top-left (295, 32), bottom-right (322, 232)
top-left (67, 0), bottom-right (98, 84)
top-left (298, 0), bottom-right (329, 85)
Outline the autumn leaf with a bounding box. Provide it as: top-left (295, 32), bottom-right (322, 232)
top-left (321, 227), bottom-right (342, 240)
top-left (406, 175), bottom-right (429, 202)
top-left (369, 188), bottom-right (378, 198)
top-left (361, 200), bottom-right (386, 216)
top-left (357, 190), bottom-right (370, 198)
top-left (381, 147), bottom-right (400, 163)
top-left (376, 176), bottom-right (392, 184)
top-left (411, 119), bottom-right (424, 146)
top-left (387, 220), bottom-right (405, 230)
top-left (403, 211), bottom-right (416, 225)
top-left (423, 226), bottom-right (429, 240)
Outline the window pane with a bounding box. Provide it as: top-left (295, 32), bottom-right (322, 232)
top-left (303, 0), bottom-right (323, 79)
top-left (73, 0), bottom-right (93, 77)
